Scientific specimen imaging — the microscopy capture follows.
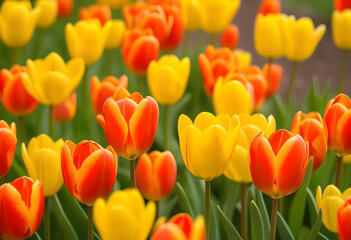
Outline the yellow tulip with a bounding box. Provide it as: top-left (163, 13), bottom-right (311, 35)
top-left (199, 0), bottom-right (241, 34)
top-left (284, 16), bottom-right (326, 62)
top-left (96, 0), bottom-right (130, 10)
top-left (343, 154), bottom-right (351, 163)
top-left (65, 19), bottom-right (111, 66)
top-left (23, 52), bottom-right (85, 105)
top-left (35, 0), bottom-right (57, 29)
top-left (147, 55), bottom-right (190, 106)
top-left (105, 19), bottom-right (125, 50)
top-left (316, 185), bottom-right (351, 232)
top-left (224, 113), bottom-right (275, 183)
top-left (234, 49), bottom-right (252, 68)
top-left (254, 13), bottom-right (288, 60)
top-left (213, 73), bottom-right (253, 116)
top-left (180, 0), bottom-right (202, 31)
top-left (178, 112), bottom-right (240, 181)
top-left (94, 188), bottom-right (155, 240)
top-left (0, 0), bottom-right (41, 48)
top-left (332, 9), bottom-right (351, 50)
top-left (21, 134), bottom-right (64, 196)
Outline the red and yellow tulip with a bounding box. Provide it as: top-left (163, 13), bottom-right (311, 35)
top-left (52, 93), bottom-right (77, 123)
top-left (219, 24), bottom-right (239, 51)
top-left (79, 4), bottom-right (111, 26)
top-left (0, 120), bottom-right (16, 178)
top-left (338, 197), bottom-right (351, 240)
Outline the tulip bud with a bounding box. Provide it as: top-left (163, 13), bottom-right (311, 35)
top-left (332, 9), bottom-right (351, 50)
top-left (57, 0), bottom-right (73, 18)
top-left (262, 63), bottom-right (283, 98)
top-left (334, 0), bottom-right (351, 11)
top-left (257, 0), bottom-right (281, 15)
top-left (180, 0), bottom-right (202, 31)
top-left (105, 19), bottom-right (126, 50)
top-left (219, 24), bottom-right (239, 50)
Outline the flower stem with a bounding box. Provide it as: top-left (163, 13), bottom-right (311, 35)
top-left (205, 180), bottom-right (211, 240)
top-left (11, 48), bottom-right (17, 66)
top-left (34, 29), bottom-right (45, 58)
top-left (240, 183), bottom-right (247, 240)
top-left (164, 105), bottom-right (169, 150)
top-left (83, 65), bottom-right (90, 113)
top-left (286, 61), bottom-right (298, 105)
top-left (88, 206), bottom-right (93, 240)
top-left (44, 197), bottom-right (51, 240)
top-left (335, 156), bottom-right (343, 188)
top-left (336, 50), bottom-right (348, 94)
top-left (130, 159), bottom-right (136, 188)
top-left (270, 198), bottom-right (279, 240)
top-left (49, 106), bottom-right (54, 139)
top-left (138, 75), bottom-right (144, 95)
top-left (182, 31), bottom-right (189, 57)
top-left (18, 116), bottom-right (25, 143)
top-left (105, 49), bottom-right (114, 76)
top-left (155, 200), bottom-right (159, 220)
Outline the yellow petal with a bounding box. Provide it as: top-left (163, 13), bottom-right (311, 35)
top-left (224, 145), bottom-right (252, 182)
top-left (323, 185), bottom-right (342, 199)
top-left (321, 196), bottom-right (344, 232)
top-left (21, 142), bottom-right (37, 180)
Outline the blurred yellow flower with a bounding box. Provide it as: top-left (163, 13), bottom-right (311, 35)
top-left (105, 19), bottom-right (125, 50)
top-left (35, 0), bottom-right (57, 29)
top-left (180, 0), bottom-right (202, 31)
top-left (234, 49), bottom-right (252, 68)
top-left (332, 9), bottom-right (351, 50)
top-left (96, 0), bottom-right (130, 10)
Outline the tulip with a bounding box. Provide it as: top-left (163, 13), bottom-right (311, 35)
top-left (121, 28), bottom-right (159, 76)
top-left (0, 120), bottom-right (16, 179)
top-left (97, 0), bottom-right (130, 10)
top-left (66, 19), bottom-right (111, 66)
top-left (52, 93), bottom-right (77, 123)
top-left (213, 73), bottom-right (254, 116)
top-left (291, 111), bottom-right (327, 170)
top-left (147, 55), bottom-right (190, 106)
top-left (90, 75), bottom-right (128, 115)
top-left (338, 197), bottom-right (351, 240)
top-left (219, 24), bottom-right (239, 50)
top-left (136, 151), bottom-right (177, 201)
top-left (105, 19), bottom-right (126, 50)
top-left (234, 49), bottom-right (252, 68)
top-left (0, 65), bottom-right (38, 116)
top-left (57, 0), bottom-right (73, 18)
top-left (79, 4), bottom-right (111, 26)
top-left (199, 0), bottom-right (241, 34)
top-left (316, 185), bottom-right (351, 232)
top-left (35, 0), bottom-right (58, 29)
top-left (335, 0), bottom-right (351, 11)
top-left (332, 9), bottom-right (351, 50)
top-left (180, 0), bottom-right (202, 31)
top-left (0, 177), bottom-right (44, 240)
top-left (198, 45), bottom-right (237, 96)
top-left (151, 213), bottom-right (206, 240)
top-left (21, 134), bottom-right (64, 196)
top-left (257, 0), bottom-right (281, 15)
top-left (262, 63), bottom-right (283, 98)
top-left (0, 0), bottom-right (41, 48)
top-left (93, 188), bottom-right (156, 240)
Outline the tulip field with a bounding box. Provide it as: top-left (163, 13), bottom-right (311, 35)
top-left (1, 0), bottom-right (351, 239)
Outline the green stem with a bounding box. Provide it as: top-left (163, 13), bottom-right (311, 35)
top-left (44, 197), bottom-right (51, 240)
top-left (182, 31), bottom-right (189, 57)
top-left (19, 116), bottom-right (25, 143)
top-left (286, 61), bottom-right (298, 105)
top-left (279, 198), bottom-right (284, 217)
top-left (11, 48), bottom-right (17, 66)
top-left (205, 180), bottom-right (211, 240)
top-left (83, 65), bottom-right (89, 113)
top-left (336, 50), bottom-right (348, 94)
top-left (208, 34), bottom-right (217, 46)
top-left (270, 198), bottom-right (279, 240)
top-left (164, 106), bottom-right (169, 150)
top-left (88, 206), bottom-right (93, 240)
top-left (61, 123), bottom-right (66, 139)
top-left (34, 29), bottom-right (45, 58)
top-left (155, 200), bottom-right (159, 220)
top-left (130, 159), bottom-right (136, 188)
top-left (138, 75), bottom-right (144, 95)
top-left (240, 183), bottom-right (247, 240)
top-left (105, 49), bottom-right (114, 76)
top-left (335, 156), bottom-right (343, 188)
top-left (49, 106), bottom-right (54, 139)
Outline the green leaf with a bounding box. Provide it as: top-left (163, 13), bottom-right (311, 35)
top-left (216, 205), bottom-right (242, 240)
top-left (306, 187), bottom-right (319, 226)
top-left (306, 210), bottom-right (322, 240)
top-left (316, 232), bottom-right (329, 240)
top-left (175, 182), bottom-right (195, 218)
top-left (255, 188), bottom-right (270, 240)
top-left (277, 212), bottom-right (295, 240)
top-left (250, 200), bottom-right (264, 240)
top-left (221, 179), bottom-right (239, 221)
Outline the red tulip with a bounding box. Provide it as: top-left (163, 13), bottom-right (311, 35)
top-left (335, 0), bottom-right (351, 11)
top-left (338, 197), bottom-right (351, 240)
top-left (58, 0), bottom-right (73, 18)
top-left (52, 93), bottom-right (77, 123)
top-left (258, 0), bottom-right (281, 15)
top-left (263, 63), bottom-right (283, 98)
top-left (79, 4), bottom-right (112, 26)
top-left (219, 24), bottom-right (239, 50)
top-left (61, 140), bottom-right (118, 205)
top-left (0, 177), bottom-right (44, 240)
top-left (0, 120), bottom-right (16, 178)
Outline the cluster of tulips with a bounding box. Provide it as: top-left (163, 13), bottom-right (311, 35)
top-left (1, 0), bottom-right (351, 240)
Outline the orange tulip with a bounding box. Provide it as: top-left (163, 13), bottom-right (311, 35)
top-left (136, 150), bottom-right (177, 201)
top-left (58, 0), bottom-right (73, 18)
top-left (291, 111), bottom-right (327, 170)
top-left (219, 24), bottom-right (239, 50)
top-left (79, 4), bottom-right (111, 26)
top-left (335, 0), bottom-right (351, 11)
top-left (198, 45), bottom-right (237, 96)
top-left (0, 120), bottom-right (16, 178)
top-left (0, 177), bottom-right (44, 240)
top-left (61, 140), bottom-right (118, 205)
top-left (324, 94), bottom-right (351, 156)
top-left (262, 63), bottom-right (283, 98)
top-left (121, 28), bottom-right (159, 76)
top-left (97, 88), bottom-right (159, 160)
top-left (90, 75), bottom-right (128, 115)
top-left (257, 0), bottom-right (281, 15)
top-left (0, 65), bottom-right (38, 116)
top-left (338, 197), bottom-right (351, 240)
top-left (250, 129), bottom-right (309, 199)
top-left (52, 93), bottom-right (77, 123)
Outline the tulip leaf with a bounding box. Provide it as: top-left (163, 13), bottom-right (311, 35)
top-left (273, 94), bottom-right (289, 129)
top-left (250, 200), bottom-right (264, 240)
top-left (306, 210), bottom-right (322, 240)
top-left (306, 187), bottom-right (319, 226)
top-left (288, 158), bottom-right (314, 238)
top-left (277, 212), bottom-right (295, 240)
top-left (175, 182), bottom-right (195, 218)
top-left (317, 232), bottom-right (329, 240)
top-left (216, 205), bottom-right (242, 240)
top-left (255, 188), bottom-right (270, 240)
top-left (221, 179), bottom-right (239, 221)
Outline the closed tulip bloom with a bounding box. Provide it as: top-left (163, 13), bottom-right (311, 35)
top-left (93, 188), bottom-right (155, 240)
top-left (199, 0), bottom-right (241, 34)
top-left (35, 0), bottom-right (57, 28)
top-left (66, 19), bottom-right (111, 66)
top-left (338, 197), bottom-right (351, 240)
top-left (180, 0), bottom-right (202, 31)
top-left (323, 94), bottom-right (351, 156)
top-left (335, 0), bottom-right (351, 11)
top-left (234, 49), bottom-right (252, 68)
top-left (284, 16), bottom-right (326, 62)
top-left (219, 24), bottom-right (239, 50)
top-left (262, 63), bottom-right (283, 98)
top-left (97, 0), bottom-right (130, 10)
top-left (213, 73), bottom-right (254, 116)
top-left (250, 129), bottom-right (309, 199)
top-left (61, 140), bottom-right (118, 205)
top-left (178, 112), bottom-right (240, 181)
top-left (122, 28), bottom-right (159, 76)
top-left (316, 185), bottom-right (351, 232)
top-left (97, 88), bottom-right (159, 160)
top-left (79, 4), bottom-right (111, 26)
top-left (90, 75), bottom-right (128, 115)
top-left (291, 111), bottom-right (327, 170)
top-left (198, 45), bottom-right (237, 96)
top-left (24, 52), bottom-right (84, 106)
top-left (147, 55), bottom-right (190, 106)
top-left (21, 134), bottom-right (64, 196)
top-left (57, 0), bottom-right (73, 18)
top-left (105, 19), bottom-right (126, 50)
top-left (332, 9), bottom-right (351, 50)
top-left (224, 114), bottom-right (275, 183)
top-left (136, 151), bottom-right (177, 201)
top-left (0, 177), bottom-right (44, 240)
top-left (0, 121), bottom-right (16, 178)
top-left (258, 0), bottom-right (281, 15)
top-left (52, 93), bottom-right (77, 123)
top-left (254, 13), bottom-right (287, 60)
top-left (0, 65), bottom-right (38, 116)
top-left (0, 0), bottom-right (41, 48)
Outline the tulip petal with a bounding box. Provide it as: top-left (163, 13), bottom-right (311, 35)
top-left (321, 196), bottom-right (344, 232)
top-left (27, 181), bottom-right (44, 237)
top-left (61, 144), bottom-right (79, 201)
top-left (140, 201), bottom-right (156, 240)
